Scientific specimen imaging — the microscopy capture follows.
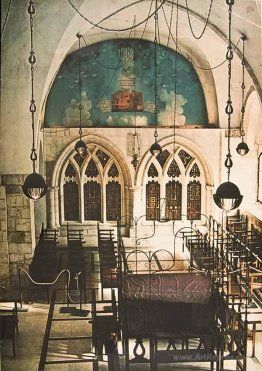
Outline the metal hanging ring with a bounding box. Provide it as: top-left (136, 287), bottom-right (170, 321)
top-left (28, 2), bottom-right (35, 15)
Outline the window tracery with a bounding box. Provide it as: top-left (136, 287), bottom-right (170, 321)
top-left (189, 163), bottom-right (200, 178)
top-left (148, 163), bottom-right (158, 178)
top-left (157, 149), bottom-right (170, 168)
top-left (62, 147), bottom-right (122, 222)
top-left (145, 147), bottom-right (203, 221)
top-left (178, 149), bottom-right (192, 169)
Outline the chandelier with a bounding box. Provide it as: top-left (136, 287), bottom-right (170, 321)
top-left (74, 33), bottom-right (88, 157)
top-left (150, 0), bottom-right (162, 157)
top-left (213, 0), bottom-right (243, 212)
top-left (236, 36), bottom-right (249, 156)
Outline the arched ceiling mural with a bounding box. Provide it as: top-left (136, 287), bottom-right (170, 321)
top-left (44, 39), bottom-right (209, 128)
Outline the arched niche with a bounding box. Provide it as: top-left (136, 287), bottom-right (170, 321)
top-left (43, 38), bottom-right (214, 129)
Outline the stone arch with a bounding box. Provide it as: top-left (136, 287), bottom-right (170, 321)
top-left (136, 135), bottom-right (213, 188)
top-left (38, 2), bottom-right (223, 131)
top-left (135, 134), bottom-right (214, 219)
top-left (48, 134), bottom-right (132, 228)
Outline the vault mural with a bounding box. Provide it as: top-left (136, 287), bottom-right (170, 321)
top-left (44, 39), bottom-right (208, 128)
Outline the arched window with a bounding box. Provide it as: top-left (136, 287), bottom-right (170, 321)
top-left (145, 147), bottom-right (204, 221)
top-left (62, 147), bottom-right (123, 223)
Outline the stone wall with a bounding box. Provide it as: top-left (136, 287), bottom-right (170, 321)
top-left (0, 175), bottom-right (34, 287)
top-left (0, 183), bottom-right (9, 286)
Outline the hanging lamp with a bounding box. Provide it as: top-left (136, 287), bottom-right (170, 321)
top-left (74, 33), bottom-right (88, 157)
top-left (213, 0), bottom-right (243, 212)
top-left (164, 1), bottom-right (179, 223)
top-left (130, 16), bottom-right (141, 171)
top-left (131, 132), bottom-right (140, 170)
top-left (236, 36), bottom-right (249, 156)
top-left (22, 0), bottom-right (47, 201)
top-left (150, 0), bottom-right (162, 157)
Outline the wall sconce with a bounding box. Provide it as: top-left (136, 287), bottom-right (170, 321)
top-left (236, 36), bottom-right (249, 156)
top-left (22, 0), bottom-right (47, 201)
top-left (213, 0), bottom-right (243, 212)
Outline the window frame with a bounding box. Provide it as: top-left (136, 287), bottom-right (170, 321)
top-left (61, 147), bottom-right (124, 225)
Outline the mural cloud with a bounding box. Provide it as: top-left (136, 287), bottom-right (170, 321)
top-left (158, 88), bottom-right (187, 126)
top-left (106, 114), bottom-right (148, 127)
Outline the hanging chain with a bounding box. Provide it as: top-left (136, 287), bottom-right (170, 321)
top-left (225, 0), bottom-right (234, 180)
top-left (153, 0), bottom-right (158, 141)
top-left (67, 0), bottom-right (167, 33)
top-left (131, 15), bottom-right (140, 170)
top-left (185, 0), bottom-right (213, 40)
top-left (28, 0), bottom-right (37, 172)
top-left (240, 36), bottom-right (246, 140)
top-left (173, 0), bottom-right (179, 158)
top-left (77, 33), bottom-right (83, 139)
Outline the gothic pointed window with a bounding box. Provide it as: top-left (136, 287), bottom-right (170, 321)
top-left (187, 180), bottom-right (201, 220)
top-left (65, 163), bottom-right (76, 177)
top-left (74, 153), bottom-right (85, 168)
top-left (85, 159), bottom-right (99, 177)
top-left (106, 181), bottom-right (121, 220)
top-left (61, 145), bottom-right (124, 224)
top-left (167, 160), bottom-right (181, 177)
top-left (96, 149), bottom-right (110, 168)
top-left (166, 180), bottom-right (182, 220)
top-left (189, 163), bottom-right (200, 178)
top-left (146, 180), bottom-right (160, 220)
top-left (63, 163), bottom-right (79, 221)
top-left (157, 149), bottom-right (170, 168)
top-left (147, 163), bottom-right (158, 178)
top-left (108, 163), bottom-right (119, 178)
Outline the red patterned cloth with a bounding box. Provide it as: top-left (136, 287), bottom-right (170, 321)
top-left (123, 273), bottom-right (211, 304)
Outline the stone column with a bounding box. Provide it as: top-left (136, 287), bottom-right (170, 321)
top-left (54, 186), bottom-right (60, 228)
top-left (47, 187), bottom-right (56, 229)
top-left (206, 185), bottom-right (214, 218)
top-left (132, 186), bottom-right (143, 219)
top-left (1, 175), bottom-right (34, 287)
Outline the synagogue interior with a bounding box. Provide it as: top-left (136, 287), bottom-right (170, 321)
top-left (0, 0), bottom-right (262, 370)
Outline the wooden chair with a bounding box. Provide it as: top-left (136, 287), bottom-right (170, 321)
top-left (250, 272), bottom-right (262, 294)
top-left (91, 289), bottom-right (119, 360)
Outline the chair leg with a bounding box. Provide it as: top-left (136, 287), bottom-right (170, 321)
top-left (124, 337), bottom-right (129, 371)
top-left (12, 337), bottom-right (16, 357)
top-left (93, 359), bottom-right (99, 371)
